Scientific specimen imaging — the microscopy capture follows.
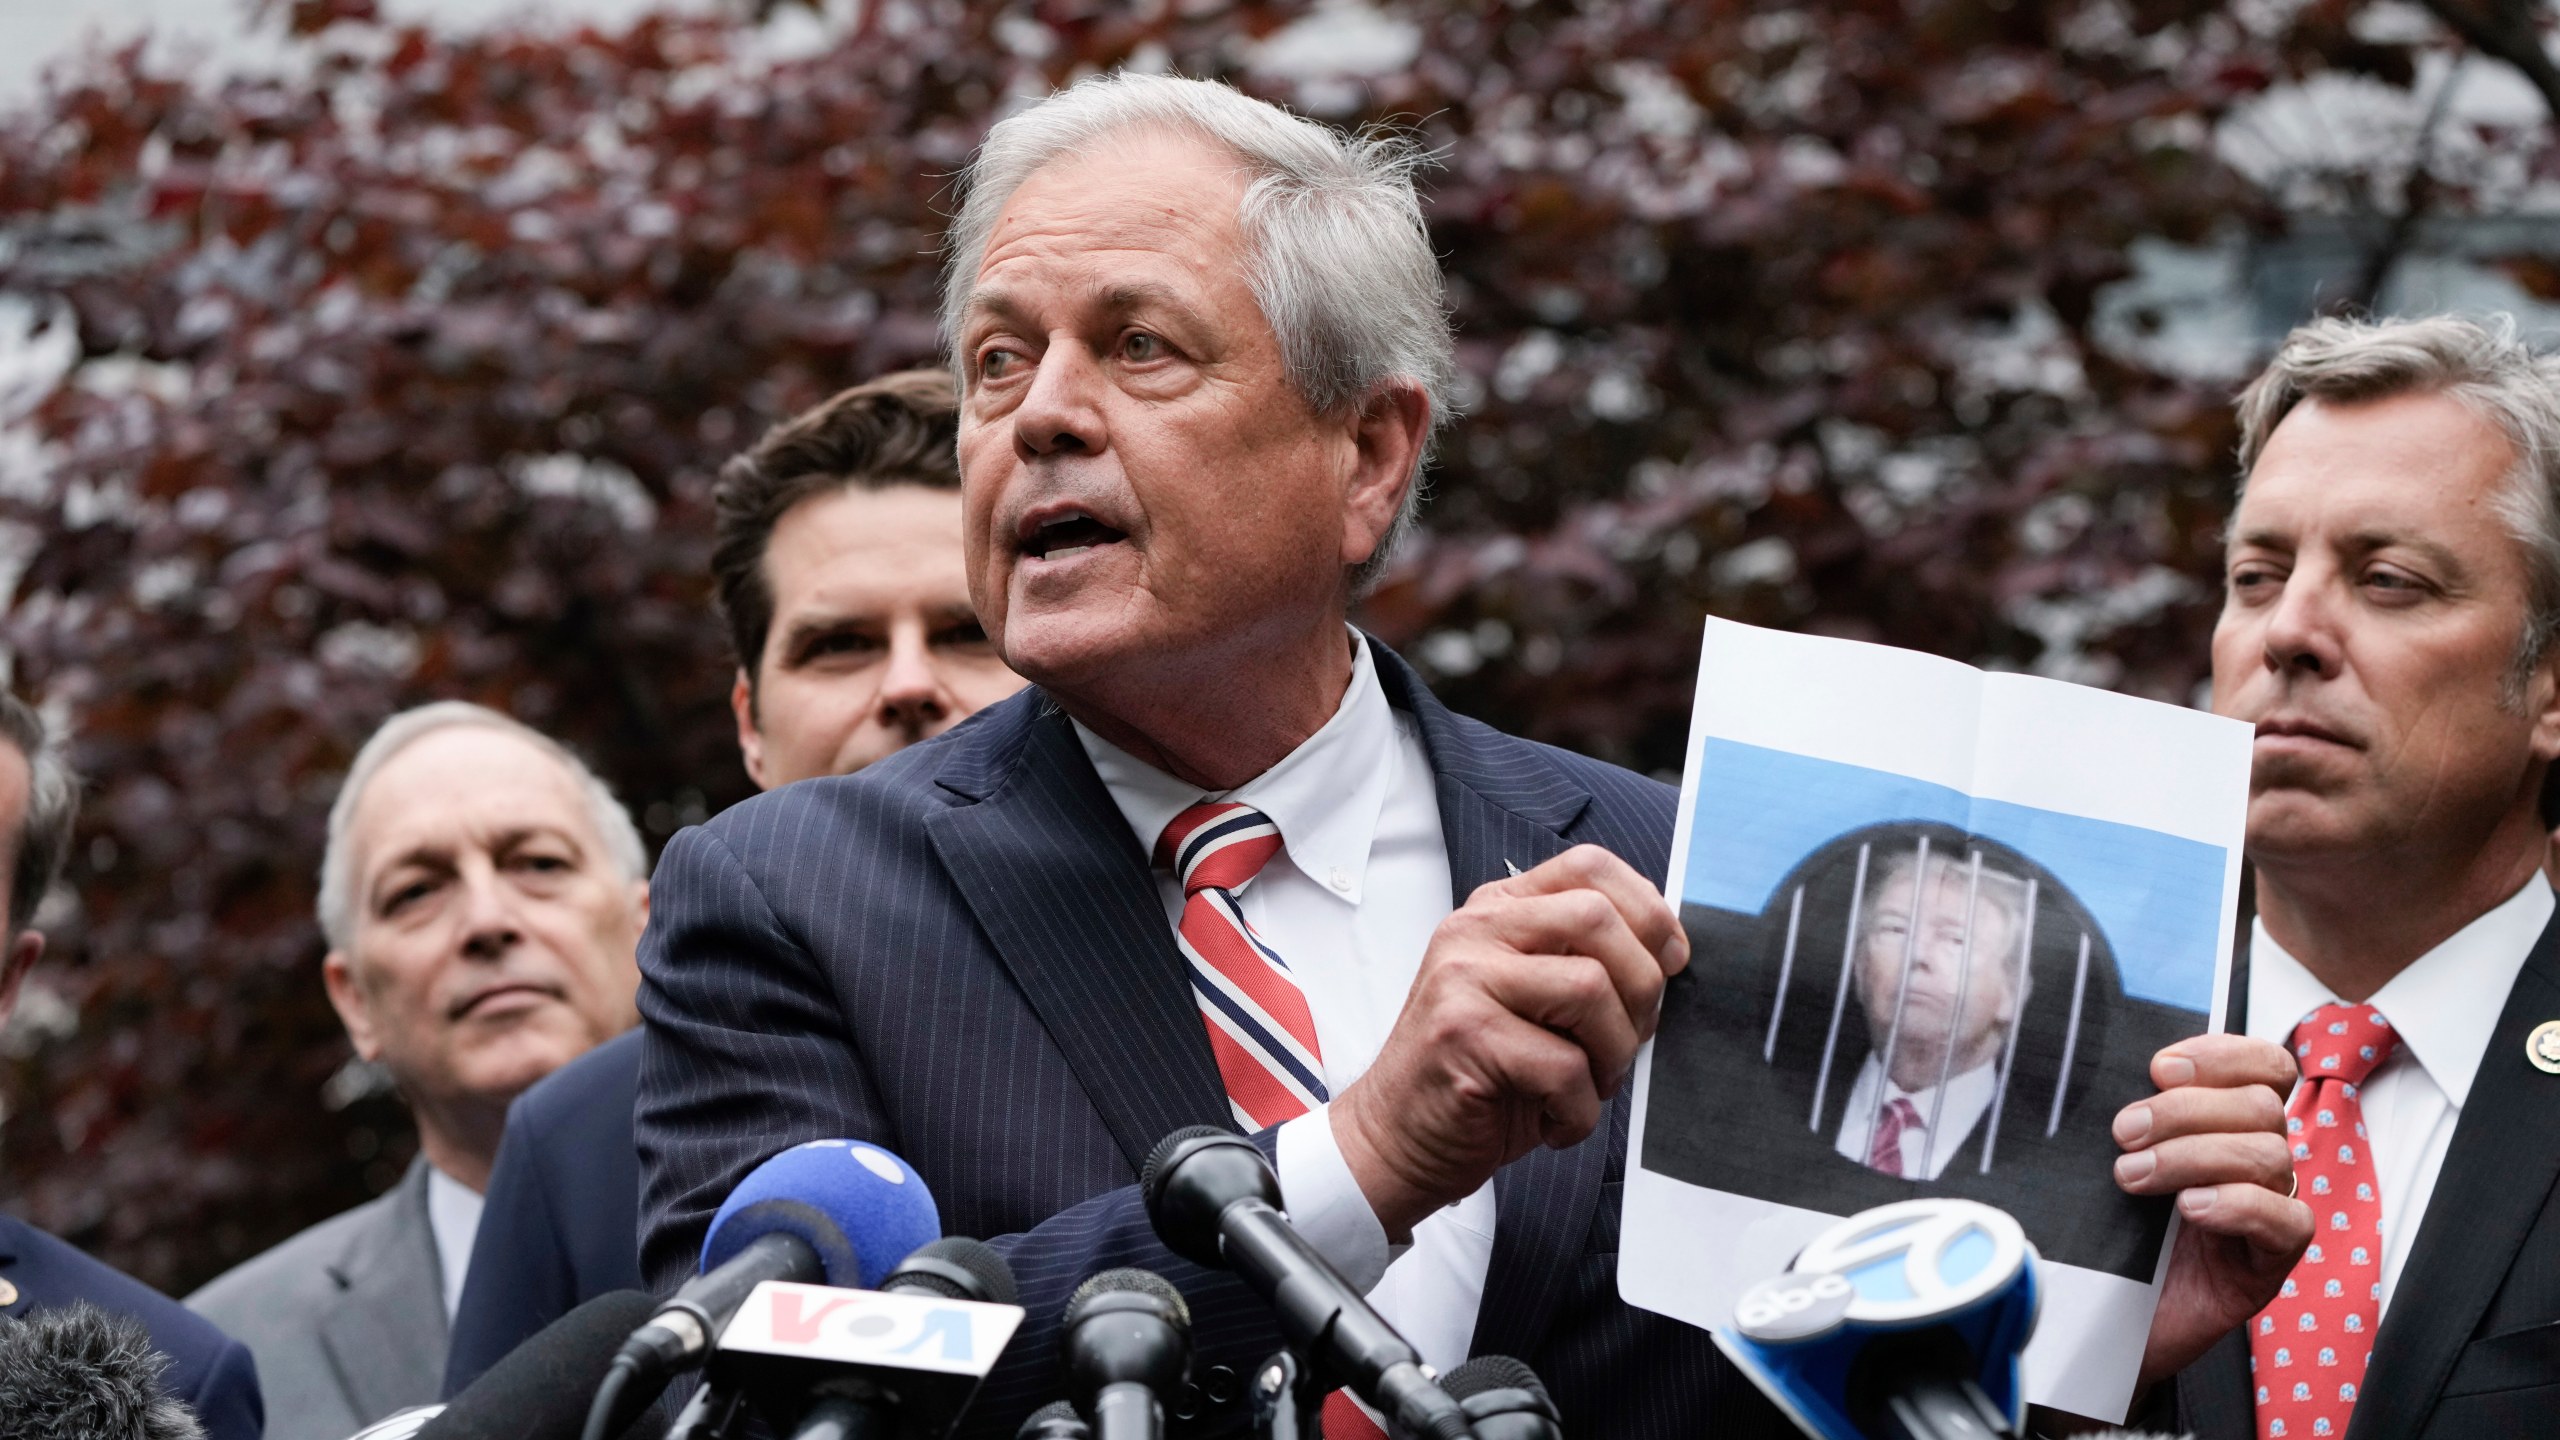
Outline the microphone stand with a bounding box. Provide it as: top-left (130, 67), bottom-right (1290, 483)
top-left (1248, 1349), bottom-right (1327, 1440)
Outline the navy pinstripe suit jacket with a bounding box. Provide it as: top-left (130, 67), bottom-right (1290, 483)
top-left (636, 638), bottom-right (1788, 1438)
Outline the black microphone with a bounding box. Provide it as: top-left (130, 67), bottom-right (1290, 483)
top-left (420, 1290), bottom-right (667, 1440)
top-left (883, 1236), bottom-right (1021, 1305)
top-left (0, 1301), bottom-right (205, 1440)
top-left (1438, 1357), bottom-right (1561, 1440)
top-left (1060, 1269), bottom-right (1189, 1440)
top-left (1140, 1127), bottom-right (1475, 1440)
top-left (1015, 1400), bottom-right (1091, 1439)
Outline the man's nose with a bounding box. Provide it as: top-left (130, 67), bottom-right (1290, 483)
top-left (1012, 342), bottom-right (1109, 460)
top-left (455, 866), bottom-right (524, 962)
top-left (2259, 569), bottom-right (2346, 681)
top-left (876, 624), bottom-right (951, 738)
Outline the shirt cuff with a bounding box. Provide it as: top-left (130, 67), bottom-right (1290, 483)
top-left (1274, 1103), bottom-right (1399, 1294)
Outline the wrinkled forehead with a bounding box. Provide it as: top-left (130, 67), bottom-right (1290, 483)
top-left (347, 725), bottom-right (599, 873)
top-left (964, 130), bottom-right (1260, 315)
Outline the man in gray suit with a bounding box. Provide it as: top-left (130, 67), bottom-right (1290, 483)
top-left (190, 702), bottom-right (648, 1440)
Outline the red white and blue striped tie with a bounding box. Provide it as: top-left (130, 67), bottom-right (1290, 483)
top-left (1156, 801), bottom-right (1329, 1130)
top-left (1156, 802), bottom-right (1391, 1440)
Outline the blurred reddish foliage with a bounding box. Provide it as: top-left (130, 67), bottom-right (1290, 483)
top-left (0, 0), bottom-right (2486, 1288)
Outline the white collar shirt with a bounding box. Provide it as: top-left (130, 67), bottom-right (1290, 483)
top-left (1831, 1054), bottom-right (2000, 1182)
top-left (423, 1163), bottom-right (485, 1323)
top-left (1074, 633), bottom-right (1494, 1377)
top-left (2246, 875), bottom-right (2551, 1319)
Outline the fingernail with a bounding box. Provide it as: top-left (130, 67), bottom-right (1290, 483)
top-left (2156, 1053), bottom-right (2196, 1087)
top-left (2113, 1104), bottom-right (2154, 1146)
top-left (2114, 1151), bottom-right (2156, 1185)
top-left (2179, 1188), bottom-right (2216, 1217)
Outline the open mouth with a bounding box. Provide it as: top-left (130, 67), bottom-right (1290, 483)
top-left (1019, 510), bottom-right (1129, 562)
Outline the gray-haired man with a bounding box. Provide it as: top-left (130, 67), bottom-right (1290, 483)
top-left (636, 71), bottom-right (2299, 1437)
top-left (190, 702), bottom-right (646, 1440)
top-left (2163, 315), bottom-right (2560, 1437)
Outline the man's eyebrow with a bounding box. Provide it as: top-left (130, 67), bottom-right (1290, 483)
top-left (777, 611), bottom-right (884, 652)
top-left (2344, 527), bottom-right (2465, 569)
top-left (961, 281), bottom-right (1193, 330)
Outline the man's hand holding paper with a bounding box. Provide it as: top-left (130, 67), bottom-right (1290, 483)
top-left (2113, 1035), bottom-right (2309, 1392)
top-left (1335, 844), bottom-right (1691, 1241)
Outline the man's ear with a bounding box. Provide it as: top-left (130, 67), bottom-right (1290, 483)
top-left (322, 949), bottom-right (384, 1062)
top-left (731, 669), bottom-right (770, 791)
top-left (0, 930), bottom-right (44, 1033)
top-left (1339, 381), bottom-right (1433, 571)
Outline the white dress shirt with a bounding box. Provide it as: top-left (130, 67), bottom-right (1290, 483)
top-left (2246, 875), bottom-right (2552, 1319)
top-left (1075, 634), bottom-right (1495, 1377)
top-left (424, 1163), bottom-right (485, 1322)
top-left (1831, 1054), bottom-right (1998, 1181)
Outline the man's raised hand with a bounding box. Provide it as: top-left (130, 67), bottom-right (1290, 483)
top-left (1331, 845), bottom-right (1689, 1239)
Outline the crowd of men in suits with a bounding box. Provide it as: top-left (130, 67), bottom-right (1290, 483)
top-left (1, 68), bottom-right (2556, 1440)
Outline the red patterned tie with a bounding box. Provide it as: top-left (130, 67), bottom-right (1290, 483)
top-left (1156, 802), bottom-right (1328, 1130)
top-left (1867, 1095), bottom-right (1923, 1177)
top-left (1155, 804), bottom-right (1385, 1440)
top-left (2251, 1002), bottom-right (2399, 1440)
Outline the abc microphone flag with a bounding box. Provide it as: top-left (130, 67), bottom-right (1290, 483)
top-left (1718, 1197), bottom-right (2039, 1440)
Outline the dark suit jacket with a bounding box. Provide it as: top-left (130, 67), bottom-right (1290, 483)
top-left (2170, 908), bottom-right (2560, 1437)
top-left (637, 638), bottom-right (1790, 1440)
top-left (443, 1026), bottom-right (645, 1399)
top-left (0, 1212), bottom-right (264, 1440)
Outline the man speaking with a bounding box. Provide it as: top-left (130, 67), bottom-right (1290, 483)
top-left (637, 73), bottom-right (2302, 1436)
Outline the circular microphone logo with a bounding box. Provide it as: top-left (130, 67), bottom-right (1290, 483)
top-left (1786, 1197), bottom-right (2032, 1327)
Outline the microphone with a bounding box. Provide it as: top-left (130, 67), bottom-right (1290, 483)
top-left (1717, 1197), bottom-right (2038, 1440)
top-left (704, 1236), bottom-right (1024, 1440)
top-left (1438, 1357), bottom-right (1561, 1440)
top-left (1140, 1126), bottom-right (1475, 1440)
top-left (1060, 1269), bottom-right (1190, 1440)
top-left (1016, 1401), bottom-right (1092, 1439)
top-left (593, 1139), bottom-right (943, 1438)
top-left (420, 1290), bottom-right (666, 1440)
top-left (0, 1301), bottom-right (205, 1440)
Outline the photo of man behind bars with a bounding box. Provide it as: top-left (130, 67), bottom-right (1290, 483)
top-left (1642, 758), bottom-right (2226, 1282)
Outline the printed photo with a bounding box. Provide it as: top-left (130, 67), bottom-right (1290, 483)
top-left (1638, 741), bottom-right (2229, 1281)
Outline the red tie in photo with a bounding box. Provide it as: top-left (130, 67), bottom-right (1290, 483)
top-left (1867, 1095), bottom-right (1922, 1177)
top-left (2250, 1002), bottom-right (2398, 1440)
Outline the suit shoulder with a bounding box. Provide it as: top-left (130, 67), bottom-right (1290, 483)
top-left (0, 1217), bottom-right (251, 1387)
top-left (510, 1027), bottom-right (642, 1142)
top-left (1527, 740), bottom-right (1678, 814)
top-left (185, 1183), bottom-right (405, 1324)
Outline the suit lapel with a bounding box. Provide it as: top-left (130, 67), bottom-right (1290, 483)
top-left (1374, 644), bottom-right (1612, 1362)
top-left (926, 697), bottom-right (1231, 1173)
top-left (2348, 913), bottom-right (2560, 1440)
top-left (318, 1159), bottom-right (446, 1421)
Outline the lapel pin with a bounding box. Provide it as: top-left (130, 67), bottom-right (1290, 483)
top-left (2529, 1020), bottom-right (2560, 1076)
top-left (0, 1276), bottom-right (16, 1307)
top-left (1504, 860), bottom-right (1525, 878)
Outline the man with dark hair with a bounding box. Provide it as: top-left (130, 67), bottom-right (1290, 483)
top-left (713, 368), bottom-right (1023, 788)
top-left (441, 369), bottom-right (1025, 1394)
top-left (0, 692), bottom-right (265, 1440)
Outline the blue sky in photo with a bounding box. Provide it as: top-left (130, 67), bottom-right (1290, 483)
top-left (1680, 739), bottom-right (2228, 1010)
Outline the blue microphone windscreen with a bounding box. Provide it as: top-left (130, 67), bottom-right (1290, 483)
top-left (700, 1138), bottom-right (941, 1289)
